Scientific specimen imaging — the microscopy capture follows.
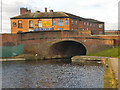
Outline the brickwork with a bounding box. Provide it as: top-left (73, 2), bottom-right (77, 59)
top-left (92, 35), bottom-right (120, 46)
top-left (0, 30), bottom-right (116, 58)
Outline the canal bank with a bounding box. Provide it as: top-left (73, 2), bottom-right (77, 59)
top-left (72, 56), bottom-right (119, 89)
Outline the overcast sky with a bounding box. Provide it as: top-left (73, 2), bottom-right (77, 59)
top-left (0, 0), bottom-right (119, 33)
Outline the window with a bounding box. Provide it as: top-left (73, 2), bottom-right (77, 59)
top-left (76, 20), bottom-right (78, 25)
top-left (58, 19), bottom-right (64, 26)
top-left (84, 22), bottom-right (86, 26)
top-left (71, 20), bottom-right (74, 24)
top-left (18, 21), bottom-right (22, 28)
top-left (13, 22), bottom-right (16, 27)
top-left (58, 20), bottom-right (60, 26)
top-left (87, 23), bottom-right (89, 26)
top-left (93, 24), bottom-right (95, 27)
top-left (53, 20), bottom-right (56, 25)
top-left (65, 19), bottom-right (68, 25)
top-left (29, 20), bottom-right (33, 28)
top-left (99, 24), bottom-right (103, 28)
top-left (90, 23), bottom-right (92, 27)
top-left (62, 20), bottom-right (64, 26)
top-left (38, 21), bottom-right (42, 27)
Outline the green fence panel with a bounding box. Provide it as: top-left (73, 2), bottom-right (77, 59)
top-left (0, 44), bottom-right (24, 57)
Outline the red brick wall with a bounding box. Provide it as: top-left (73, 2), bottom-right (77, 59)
top-left (92, 35), bottom-right (120, 46)
top-left (20, 8), bottom-right (28, 14)
top-left (69, 18), bottom-right (104, 34)
top-left (0, 31), bottom-right (116, 58)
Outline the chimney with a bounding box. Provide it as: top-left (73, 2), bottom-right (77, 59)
top-left (27, 10), bottom-right (31, 13)
top-left (20, 8), bottom-right (28, 14)
top-left (45, 8), bottom-right (47, 12)
top-left (36, 11), bottom-right (40, 13)
top-left (50, 10), bottom-right (53, 12)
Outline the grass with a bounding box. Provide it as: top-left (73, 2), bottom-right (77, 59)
top-left (87, 47), bottom-right (120, 58)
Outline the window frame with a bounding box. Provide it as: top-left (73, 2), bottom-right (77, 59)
top-left (58, 19), bottom-right (64, 26)
top-left (18, 21), bottom-right (22, 28)
top-left (90, 23), bottom-right (92, 27)
top-left (65, 19), bottom-right (68, 25)
top-left (53, 20), bottom-right (56, 26)
top-left (76, 20), bottom-right (78, 25)
top-left (29, 20), bottom-right (33, 28)
top-left (87, 22), bottom-right (89, 26)
top-left (98, 24), bottom-right (103, 28)
top-left (71, 20), bottom-right (74, 25)
top-left (84, 22), bottom-right (86, 26)
top-left (13, 22), bottom-right (16, 27)
top-left (38, 21), bottom-right (42, 28)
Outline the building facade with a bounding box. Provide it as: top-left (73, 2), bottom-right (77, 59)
top-left (10, 8), bottom-right (104, 34)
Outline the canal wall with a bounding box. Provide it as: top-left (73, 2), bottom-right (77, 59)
top-left (72, 56), bottom-right (119, 89)
top-left (92, 35), bottom-right (120, 46)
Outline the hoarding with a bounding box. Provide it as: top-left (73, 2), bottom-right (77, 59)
top-left (42, 21), bottom-right (52, 27)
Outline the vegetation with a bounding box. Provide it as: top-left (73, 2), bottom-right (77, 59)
top-left (87, 47), bottom-right (120, 58)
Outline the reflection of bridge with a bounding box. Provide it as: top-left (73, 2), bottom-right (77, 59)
top-left (1, 30), bottom-right (115, 58)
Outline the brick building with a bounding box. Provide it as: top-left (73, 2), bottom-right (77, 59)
top-left (10, 8), bottom-right (104, 34)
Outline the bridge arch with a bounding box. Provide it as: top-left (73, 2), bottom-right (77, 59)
top-left (48, 40), bottom-right (87, 58)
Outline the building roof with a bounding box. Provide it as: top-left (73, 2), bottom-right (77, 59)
top-left (10, 12), bottom-right (104, 24)
top-left (85, 18), bottom-right (104, 23)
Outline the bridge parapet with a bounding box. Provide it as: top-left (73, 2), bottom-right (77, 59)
top-left (19, 30), bottom-right (91, 40)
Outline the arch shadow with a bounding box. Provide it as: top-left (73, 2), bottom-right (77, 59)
top-left (48, 40), bottom-right (87, 58)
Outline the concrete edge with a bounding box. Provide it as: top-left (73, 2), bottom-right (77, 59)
top-left (0, 58), bottom-right (25, 61)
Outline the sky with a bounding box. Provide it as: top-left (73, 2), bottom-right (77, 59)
top-left (0, 0), bottom-right (119, 33)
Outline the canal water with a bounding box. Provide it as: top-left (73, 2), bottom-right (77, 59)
top-left (2, 59), bottom-right (104, 88)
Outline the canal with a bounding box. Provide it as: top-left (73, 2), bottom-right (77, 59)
top-left (2, 59), bottom-right (104, 88)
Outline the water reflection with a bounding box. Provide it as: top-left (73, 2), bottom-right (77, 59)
top-left (2, 59), bottom-right (104, 88)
